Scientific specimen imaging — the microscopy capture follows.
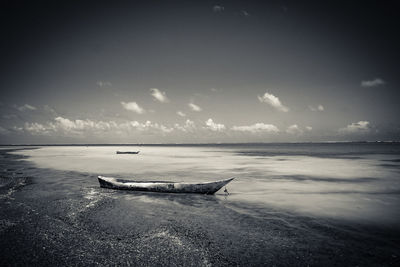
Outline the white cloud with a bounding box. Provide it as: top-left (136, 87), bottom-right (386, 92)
top-left (212, 5), bottom-right (224, 12)
top-left (188, 102), bottom-right (202, 112)
top-left (258, 92), bottom-right (289, 112)
top-left (150, 88), bottom-right (169, 103)
top-left (177, 111), bottom-right (186, 117)
top-left (96, 81), bottom-right (112, 87)
top-left (23, 117), bottom-right (174, 136)
top-left (118, 120), bottom-right (173, 133)
top-left (309, 104), bottom-right (324, 111)
top-left (158, 124), bottom-right (174, 133)
top-left (24, 122), bottom-right (55, 135)
top-left (306, 126), bottom-right (313, 131)
top-left (121, 101), bottom-right (145, 114)
top-left (361, 78), bottom-right (385, 87)
top-left (17, 104), bottom-right (37, 112)
top-left (205, 118), bottom-right (225, 132)
top-left (339, 121), bottom-right (370, 134)
top-left (232, 123), bottom-right (279, 133)
top-left (174, 119), bottom-right (196, 132)
top-left (286, 124), bottom-right (303, 135)
top-left (54, 117), bottom-right (100, 132)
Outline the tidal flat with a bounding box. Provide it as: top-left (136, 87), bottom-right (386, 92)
top-left (1, 145), bottom-right (399, 266)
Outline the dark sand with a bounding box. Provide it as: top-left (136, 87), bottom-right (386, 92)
top-left (0, 149), bottom-right (399, 266)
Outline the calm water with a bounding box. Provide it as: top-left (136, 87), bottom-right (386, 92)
top-left (11, 143), bottom-right (400, 225)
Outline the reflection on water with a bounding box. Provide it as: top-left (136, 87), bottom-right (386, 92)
top-left (12, 144), bottom-right (400, 225)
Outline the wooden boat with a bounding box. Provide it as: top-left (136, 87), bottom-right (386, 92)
top-left (98, 176), bottom-right (234, 194)
top-left (116, 151), bottom-right (140, 154)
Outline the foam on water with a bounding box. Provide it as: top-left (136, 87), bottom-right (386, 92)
top-left (12, 144), bottom-right (400, 224)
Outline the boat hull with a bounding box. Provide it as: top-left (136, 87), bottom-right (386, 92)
top-left (116, 151), bottom-right (140, 154)
top-left (98, 176), bottom-right (234, 194)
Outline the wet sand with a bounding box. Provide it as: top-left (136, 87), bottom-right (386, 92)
top-left (0, 148), bottom-right (399, 266)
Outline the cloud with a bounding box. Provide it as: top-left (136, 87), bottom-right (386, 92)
top-left (0, 126), bottom-right (10, 135)
top-left (96, 81), bottom-right (112, 87)
top-left (24, 122), bottom-right (55, 135)
top-left (361, 78), bottom-right (385, 87)
top-left (241, 10), bottom-right (250, 17)
top-left (188, 102), bottom-right (202, 112)
top-left (174, 119), bottom-right (196, 132)
top-left (177, 111), bottom-right (186, 117)
top-left (205, 118), bottom-right (225, 132)
top-left (212, 5), bottom-right (224, 12)
top-left (54, 117), bottom-right (98, 132)
top-left (43, 105), bottom-right (58, 116)
top-left (258, 92), bottom-right (289, 112)
top-left (16, 104), bottom-right (37, 112)
top-left (232, 123), bottom-right (279, 133)
top-left (339, 121), bottom-right (370, 134)
top-left (309, 104), bottom-right (324, 111)
top-left (286, 124), bottom-right (303, 135)
top-left (118, 120), bottom-right (174, 133)
top-left (150, 88), bottom-right (169, 103)
top-left (23, 117), bottom-right (174, 136)
top-left (121, 101), bottom-right (145, 114)
top-left (306, 126), bottom-right (313, 131)
top-left (157, 124), bottom-right (174, 133)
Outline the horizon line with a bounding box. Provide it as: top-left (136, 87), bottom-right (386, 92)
top-left (0, 141), bottom-right (399, 146)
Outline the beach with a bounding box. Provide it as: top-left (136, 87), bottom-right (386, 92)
top-left (1, 144), bottom-right (399, 266)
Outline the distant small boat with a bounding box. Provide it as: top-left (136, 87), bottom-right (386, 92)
top-left (116, 151), bottom-right (140, 154)
top-left (98, 176), bottom-right (234, 194)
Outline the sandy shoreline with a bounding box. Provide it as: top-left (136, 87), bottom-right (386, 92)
top-left (1, 148), bottom-right (399, 266)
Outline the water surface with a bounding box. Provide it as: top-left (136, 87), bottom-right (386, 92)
top-left (12, 143), bottom-right (400, 225)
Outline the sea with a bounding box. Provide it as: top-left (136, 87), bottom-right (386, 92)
top-left (8, 142), bottom-right (400, 225)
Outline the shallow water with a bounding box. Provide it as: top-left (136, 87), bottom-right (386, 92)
top-left (11, 143), bottom-right (400, 225)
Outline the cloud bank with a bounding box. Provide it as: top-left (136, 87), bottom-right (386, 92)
top-left (22, 117), bottom-right (174, 136)
top-left (232, 123), bottom-right (279, 133)
top-left (174, 119), bottom-right (196, 132)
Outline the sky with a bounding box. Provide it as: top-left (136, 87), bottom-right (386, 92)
top-left (0, 0), bottom-right (399, 144)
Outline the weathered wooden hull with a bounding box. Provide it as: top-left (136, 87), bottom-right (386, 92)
top-left (98, 176), bottom-right (234, 194)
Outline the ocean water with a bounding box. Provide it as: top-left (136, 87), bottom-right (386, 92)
top-left (11, 143), bottom-right (400, 225)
